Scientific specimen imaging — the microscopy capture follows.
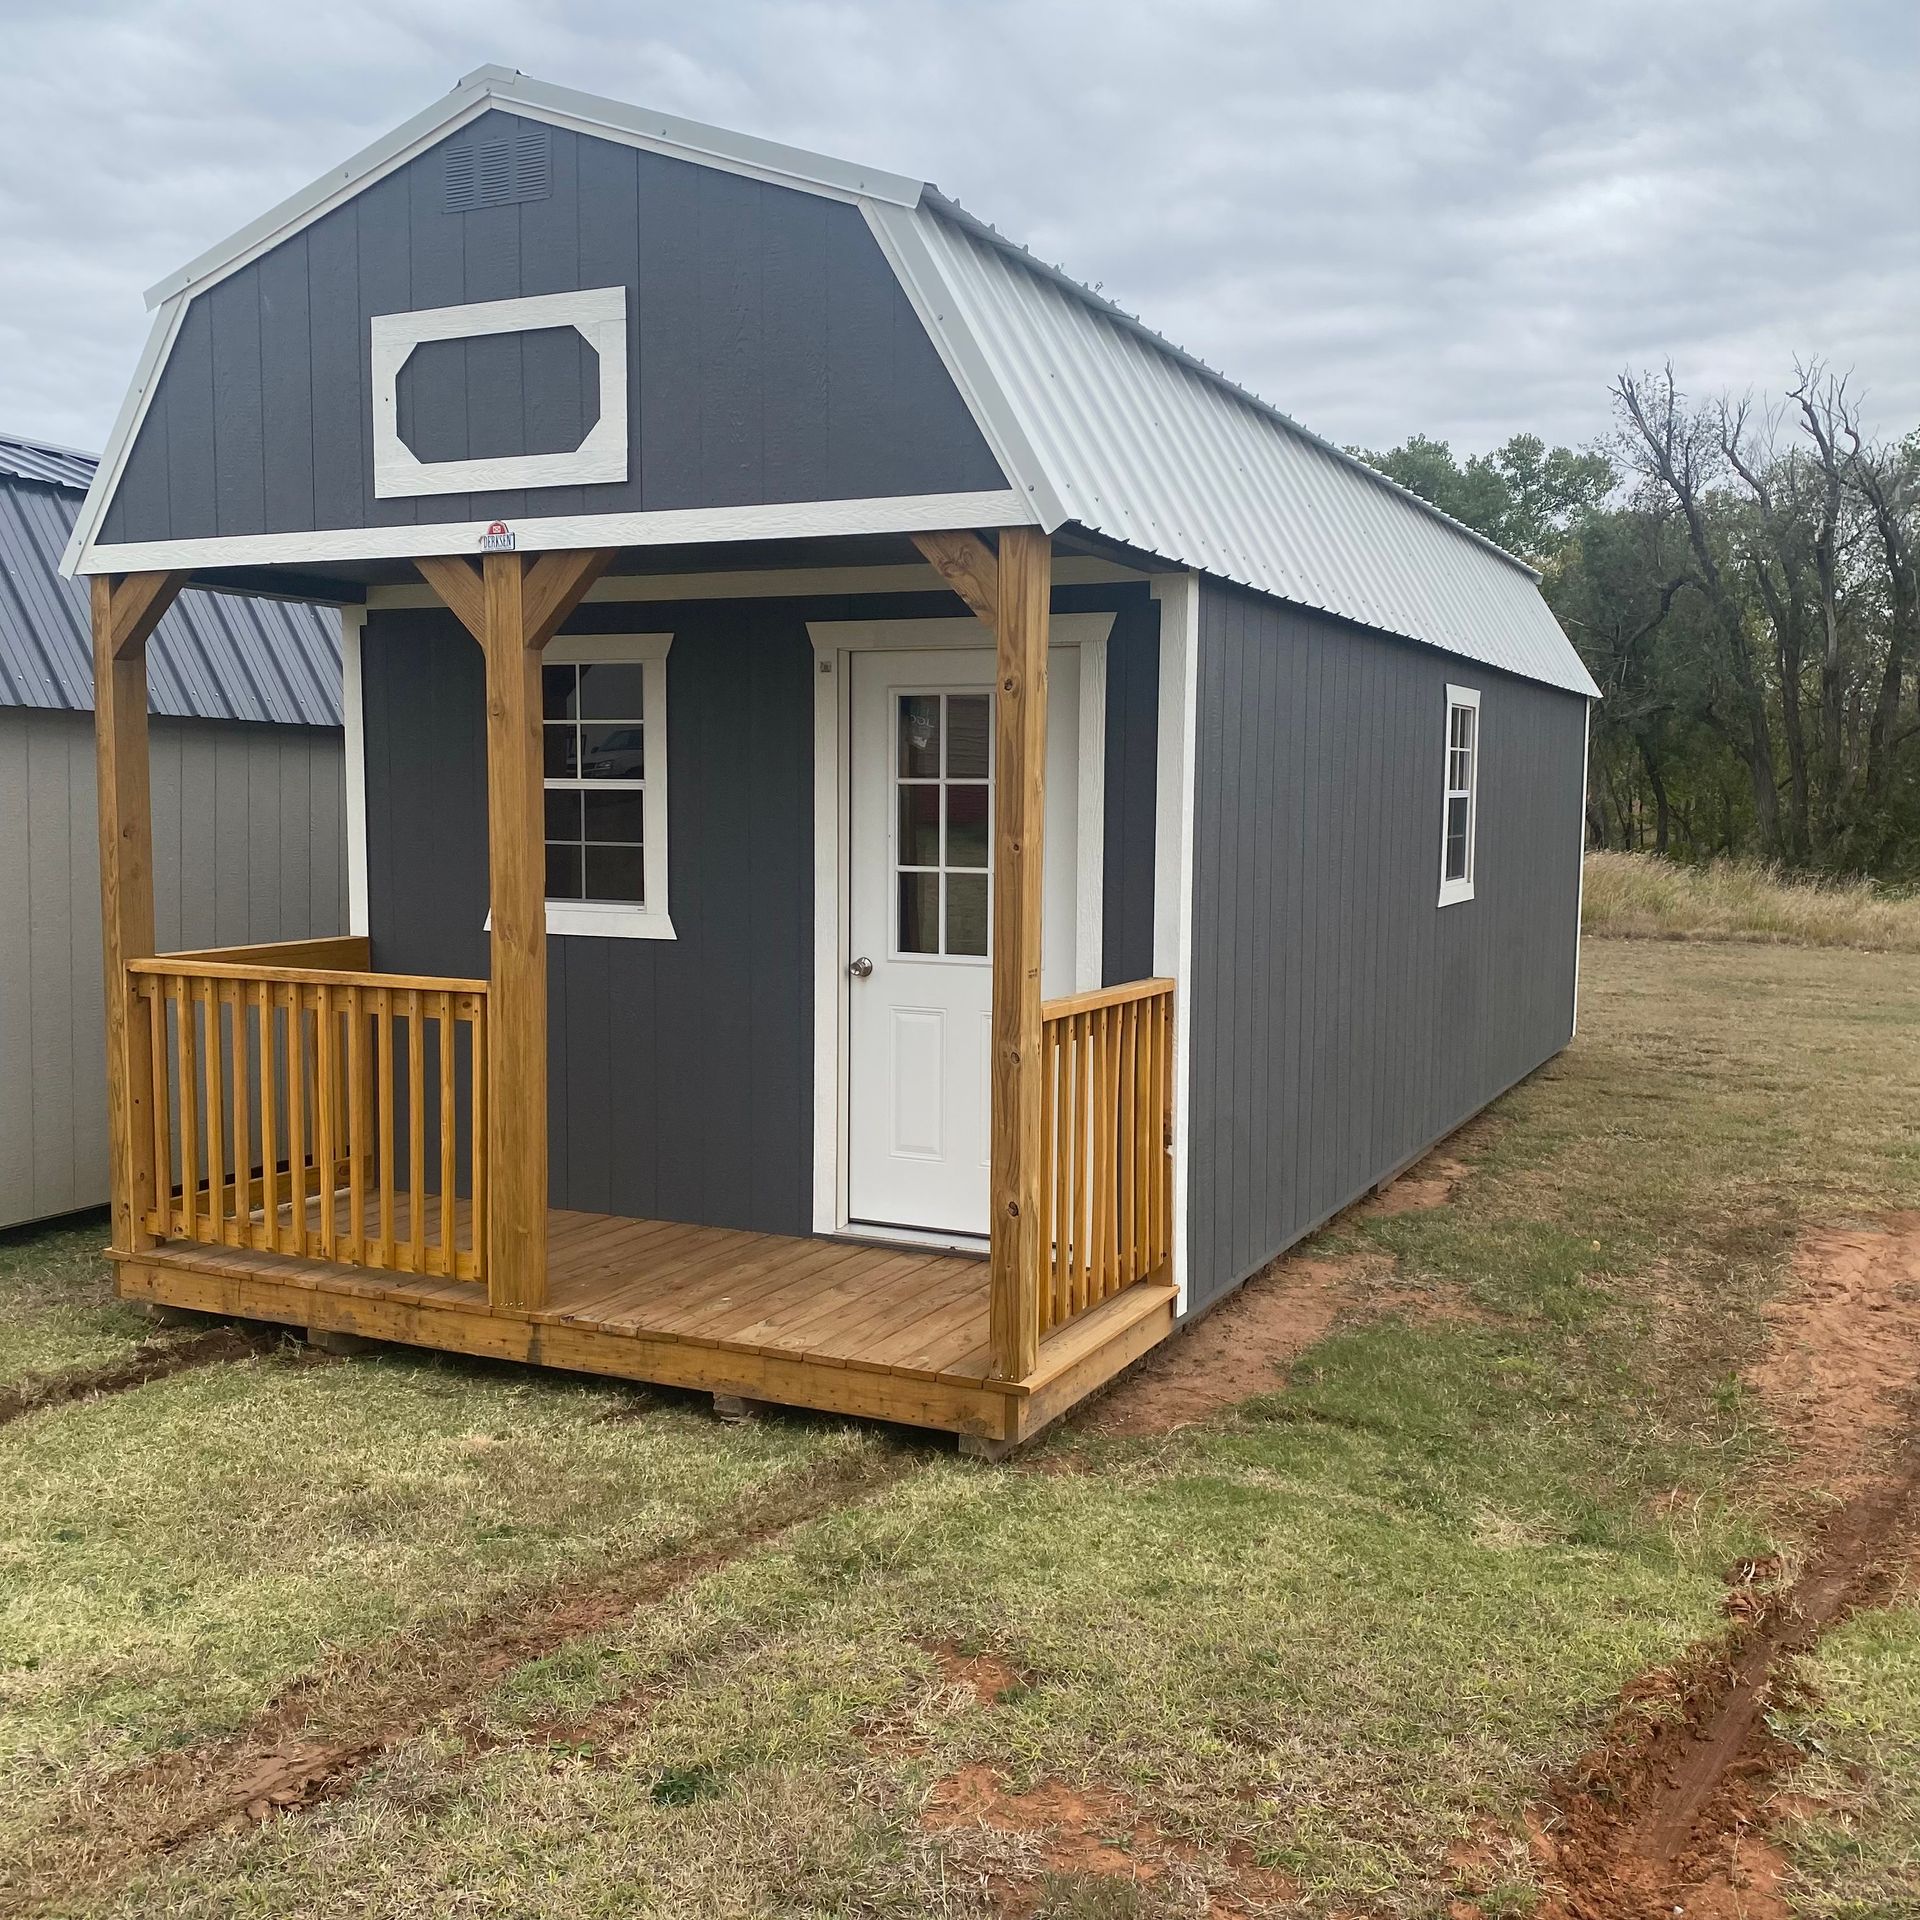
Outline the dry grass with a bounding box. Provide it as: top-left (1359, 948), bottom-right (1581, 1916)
top-left (1581, 851), bottom-right (1920, 951)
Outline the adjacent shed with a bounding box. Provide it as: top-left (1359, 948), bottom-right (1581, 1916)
top-left (0, 430), bottom-right (344, 1227)
top-left (65, 68), bottom-right (1595, 1449)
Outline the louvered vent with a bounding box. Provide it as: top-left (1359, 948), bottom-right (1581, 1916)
top-left (443, 124), bottom-right (551, 212)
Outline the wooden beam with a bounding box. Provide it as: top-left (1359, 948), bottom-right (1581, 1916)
top-left (93, 572), bottom-right (185, 1254)
top-left (912, 530), bottom-right (998, 626)
top-left (480, 551), bottom-right (550, 1311)
top-left (522, 548), bottom-right (619, 649)
top-left (987, 527), bottom-right (1050, 1380)
top-left (414, 555), bottom-right (486, 642)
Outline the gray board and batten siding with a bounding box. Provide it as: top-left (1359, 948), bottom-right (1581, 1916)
top-left (1183, 581), bottom-right (1587, 1314)
top-left (359, 583), bottom-right (1159, 1237)
top-left (98, 109), bottom-right (1008, 547)
top-left (0, 708), bottom-right (344, 1228)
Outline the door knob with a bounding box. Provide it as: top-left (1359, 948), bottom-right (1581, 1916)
top-left (848, 956), bottom-right (873, 978)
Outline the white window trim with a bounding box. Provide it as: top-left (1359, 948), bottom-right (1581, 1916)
top-left (484, 631), bottom-right (674, 941)
top-left (370, 287), bottom-right (629, 499)
top-left (1438, 682), bottom-right (1481, 908)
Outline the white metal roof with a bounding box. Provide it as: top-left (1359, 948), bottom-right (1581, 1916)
top-left (74, 66), bottom-right (1595, 699)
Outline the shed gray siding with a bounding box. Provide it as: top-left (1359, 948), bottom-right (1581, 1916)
top-left (101, 110), bottom-right (1006, 546)
top-left (361, 585), bottom-right (1156, 1235)
top-left (0, 709), bottom-right (345, 1228)
top-left (1185, 582), bottom-right (1586, 1313)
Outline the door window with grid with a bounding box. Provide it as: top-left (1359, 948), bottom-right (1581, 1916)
top-left (894, 690), bottom-right (992, 959)
top-left (533, 633), bottom-right (673, 939)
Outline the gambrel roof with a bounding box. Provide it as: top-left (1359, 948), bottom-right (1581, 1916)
top-left (68, 66), bottom-right (1596, 699)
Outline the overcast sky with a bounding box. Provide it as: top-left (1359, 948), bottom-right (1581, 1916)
top-left (3, 0), bottom-right (1914, 465)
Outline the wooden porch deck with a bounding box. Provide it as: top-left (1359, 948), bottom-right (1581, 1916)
top-left (113, 1203), bottom-right (1178, 1447)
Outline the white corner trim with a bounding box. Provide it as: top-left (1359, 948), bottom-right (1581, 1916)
top-left (1149, 571), bottom-right (1200, 1315)
top-left (1437, 681), bottom-right (1482, 910)
top-left (862, 200), bottom-right (1068, 530)
top-left (1573, 697), bottom-right (1591, 1038)
top-left (811, 642), bottom-right (854, 1234)
top-left (340, 607), bottom-right (369, 938)
top-left (371, 287), bottom-right (629, 499)
top-left (76, 488), bottom-right (1034, 576)
top-left (1075, 630), bottom-right (1107, 993)
top-left (58, 295), bottom-right (188, 579)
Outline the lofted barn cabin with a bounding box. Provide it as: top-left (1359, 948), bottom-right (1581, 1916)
top-left (67, 67), bottom-right (1597, 1453)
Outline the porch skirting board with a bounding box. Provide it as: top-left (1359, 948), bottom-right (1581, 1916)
top-left (111, 1210), bottom-right (1176, 1446)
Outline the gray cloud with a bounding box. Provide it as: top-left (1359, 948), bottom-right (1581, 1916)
top-left (2, 0), bottom-right (1914, 463)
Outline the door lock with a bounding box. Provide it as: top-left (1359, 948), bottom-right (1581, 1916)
top-left (848, 956), bottom-right (874, 978)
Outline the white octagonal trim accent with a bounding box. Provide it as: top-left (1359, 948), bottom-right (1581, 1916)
top-left (371, 286), bottom-right (629, 498)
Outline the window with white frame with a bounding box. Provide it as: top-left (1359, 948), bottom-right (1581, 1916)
top-left (1438, 685), bottom-right (1480, 906)
top-left (538, 633), bottom-right (673, 939)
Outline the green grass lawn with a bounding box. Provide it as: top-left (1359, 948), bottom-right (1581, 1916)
top-left (0, 1218), bottom-right (152, 1389)
top-left (5, 937), bottom-right (1919, 1918)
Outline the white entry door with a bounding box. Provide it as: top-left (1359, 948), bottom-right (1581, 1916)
top-left (846, 647), bottom-right (1080, 1239)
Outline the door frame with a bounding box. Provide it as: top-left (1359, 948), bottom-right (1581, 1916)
top-left (806, 612), bottom-right (1116, 1243)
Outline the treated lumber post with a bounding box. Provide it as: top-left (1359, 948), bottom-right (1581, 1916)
top-left (418, 549), bottom-right (615, 1313)
top-left (989, 527), bottom-right (1051, 1381)
top-left (92, 571), bottom-right (186, 1254)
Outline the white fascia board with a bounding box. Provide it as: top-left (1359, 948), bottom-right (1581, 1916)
top-left (145, 68), bottom-right (922, 314)
top-left (58, 295), bottom-right (187, 578)
top-left (861, 200), bottom-right (1070, 532)
top-left (74, 488), bottom-right (1036, 576)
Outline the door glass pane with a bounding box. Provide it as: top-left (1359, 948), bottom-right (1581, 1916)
top-left (945, 873), bottom-right (988, 956)
top-left (898, 872), bottom-right (940, 953)
top-left (946, 695), bottom-right (989, 778)
top-left (899, 695), bottom-right (941, 777)
top-left (945, 783), bottom-right (989, 869)
top-left (898, 782), bottom-right (940, 866)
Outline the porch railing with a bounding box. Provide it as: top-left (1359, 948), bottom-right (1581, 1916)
top-left (1037, 977), bottom-right (1174, 1336)
top-left (126, 938), bottom-right (488, 1283)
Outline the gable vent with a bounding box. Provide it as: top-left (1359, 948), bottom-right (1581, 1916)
top-left (443, 124), bottom-right (551, 212)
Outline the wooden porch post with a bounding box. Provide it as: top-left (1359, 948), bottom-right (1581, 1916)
top-left (416, 547), bottom-right (616, 1311)
top-left (92, 571), bottom-right (186, 1253)
top-left (989, 528), bottom-right (1051, 1380)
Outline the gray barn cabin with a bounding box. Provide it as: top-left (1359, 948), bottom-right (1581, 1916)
top-left (0, 431), bottom-right (342, 1229)
top-left (67, 68), bottom-right (1596, 1452)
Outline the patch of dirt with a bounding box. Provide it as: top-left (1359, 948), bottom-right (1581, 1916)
top-left (1360, 1154), bottom-right (1470, 1218)
top-left (1748, 1213), bottom-right (1920, 1498)
top-left (0, 1326), bottom-right (296, 1430)
top-left (927, 1642), bottom-right (1026, 1706)
top-left (3, 1446), bottom-right (917, 1913)
top-left (1532, 1399), bottom-right (1920, 1919)
top-left (921, 1764), bottom-right (1298, 1917)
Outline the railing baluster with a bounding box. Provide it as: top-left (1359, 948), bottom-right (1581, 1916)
top-left (177, 979), bottom-right (200, 1242)
top-left (200, 977), bottom-right (224, 1244)
top-left (468, 993), bottom-right (486, 1285)
top-left (437, 989), bottom-right (456, 1276)
top-left (255, 981), bottom-right (276, 1251)
top-left (314, 984), bottom-right (337, 1260)
top-left (346, 984), bottom-right (366, 1260)
top-left (407, 987), bottom-right (426, 1274)
top-left (376, 984), bottom-right (395, 1269)
top-left (145, 981), bottom-right (171, 1239)
top-left (284, 984), bottom-right (306, 1256)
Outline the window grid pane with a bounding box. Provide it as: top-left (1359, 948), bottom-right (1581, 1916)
top-left (894, 691), bottom-right (992, 957)
top-left (542, 658), bottom-right (651, 908)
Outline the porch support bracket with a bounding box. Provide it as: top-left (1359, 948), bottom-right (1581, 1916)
top-left (414, 547), bottom-right (618, 1311)
top-left (92, 570), bottom-right (188, 1255)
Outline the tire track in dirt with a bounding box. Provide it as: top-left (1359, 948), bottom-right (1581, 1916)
top-left (2, 1443), bottom-right (918, 1916)
top-left (0, 1326), bottom-right (301, 1431)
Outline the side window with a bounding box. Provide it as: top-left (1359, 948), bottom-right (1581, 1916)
top-left (1438, 685), bottom-right (1479, 907)
top-left (536, 633), bottom-right (674, 939)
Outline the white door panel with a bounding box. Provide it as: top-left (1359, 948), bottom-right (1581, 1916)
top-left (846, 646), bottom-right (1080, 1237)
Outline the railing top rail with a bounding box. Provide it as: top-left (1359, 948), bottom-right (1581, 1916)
top-left (1041, 976), bottom-right (1174, 1022)
top-left (129, 957), bottom-right (489, 995)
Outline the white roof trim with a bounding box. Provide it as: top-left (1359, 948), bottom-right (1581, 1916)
top-left (144, 65), bottom-right (922, 313)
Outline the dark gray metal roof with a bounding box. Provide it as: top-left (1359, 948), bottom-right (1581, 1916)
top-left (0, 436), bottom-right (339, 726)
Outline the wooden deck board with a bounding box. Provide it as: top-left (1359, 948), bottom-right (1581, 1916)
top-left (116, 1203), bottom-right (1177, 1442)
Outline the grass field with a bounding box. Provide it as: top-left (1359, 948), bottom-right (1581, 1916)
top-left (3, 935), bottom-right (1918, 1917)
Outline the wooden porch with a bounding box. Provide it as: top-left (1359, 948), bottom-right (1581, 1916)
top-left (115, 1206), bottom-right (1176, 1446)
top-left (89, 534), bottom-right (1181, 1448)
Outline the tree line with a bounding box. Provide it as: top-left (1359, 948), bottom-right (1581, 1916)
top-left (1357, 364), bottom-right (1920, 878)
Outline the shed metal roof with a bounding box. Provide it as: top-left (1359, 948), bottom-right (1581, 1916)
top-left (0, 438), bottom-right (340, 726)
top-left (68, 66), bottom-right (1595, 700)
